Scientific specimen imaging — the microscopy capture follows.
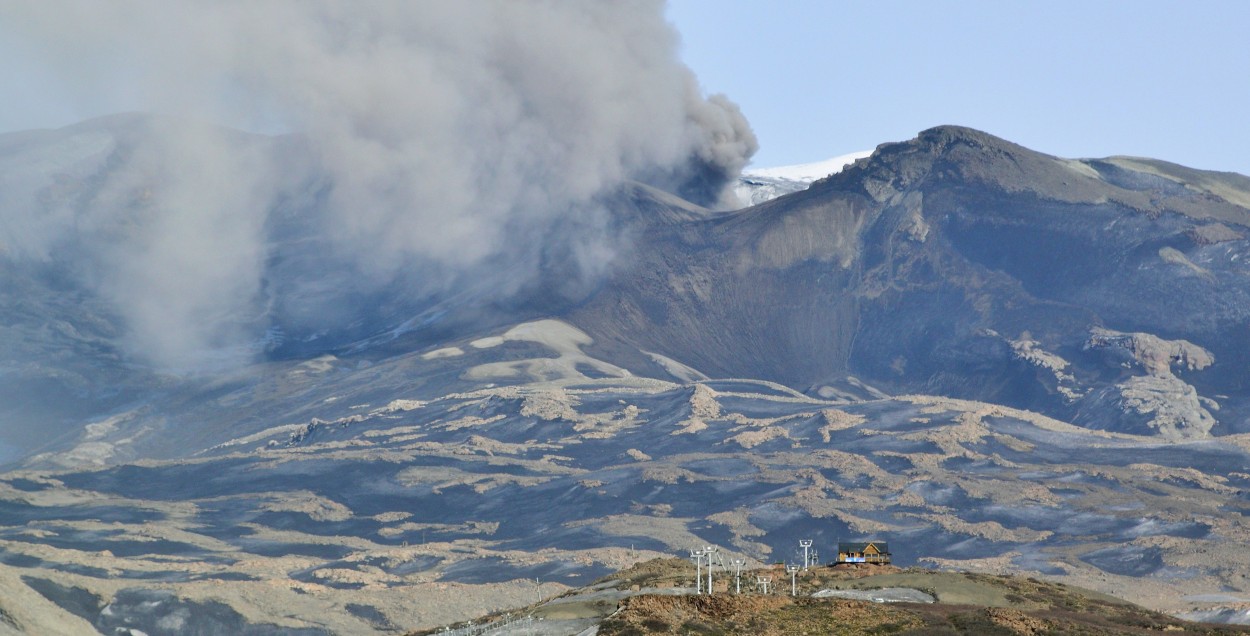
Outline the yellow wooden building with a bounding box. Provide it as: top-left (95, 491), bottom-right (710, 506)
top-left (835, 541), bottom-right (891, 564)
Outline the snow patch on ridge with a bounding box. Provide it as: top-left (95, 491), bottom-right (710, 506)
top-left (734, 150), bottom-right (872, 207)
top-left (746, 151), bottom-right (874, 182)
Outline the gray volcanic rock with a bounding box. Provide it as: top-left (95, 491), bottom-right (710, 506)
top-left (1082, 328), bottom-right (1217, 438)
top-left (2, 341), bottom-right (1250, 630)
top-left (566, 125), bottom-right (1250, 438)
top-left (5, 120), bottom-right (1250, 465)
top-left (7, 120), bottom-right (1250, 630)
top-left (1083, 375), bottom-right (1216, 439)
top-left (1085, 327), bottom-right (1214, 378)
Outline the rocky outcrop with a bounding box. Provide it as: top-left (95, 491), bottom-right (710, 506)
top-left (1084, 376), bottom-right (1216, 440)
top-left (1008, 337), bottom-right (1083, 403)
top-left (1119, 375), bottom-right (1216, 439)
top-left (1085, 328), bottom-right (1214, 378)
top-left (1083, 328), bottom-right (1217, 439)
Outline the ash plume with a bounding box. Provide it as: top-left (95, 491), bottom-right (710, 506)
top-left (0, 0), bottom-right (756, 369)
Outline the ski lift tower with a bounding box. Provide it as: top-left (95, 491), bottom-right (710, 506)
top-left (756, 575), bottom-right (771, 594)
top-left (799, 540), bottom-right (813, 570)
top-left (787, 564), bottom-right (800, 596)
top-left (704, 545), bottom-right (718, 594)
top-left (732, 558), bottom-right (745, 594)
top-left (689, 549), bottom-right (705, 594)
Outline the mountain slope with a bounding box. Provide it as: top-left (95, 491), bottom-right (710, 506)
top-left (6, 120), bottom-right (1250, 464)
top-left (3, 321), bottom-right (1250, 632)
top-left (5, 121), bottom-right (1250, 632)
top-left (568, 125), bottom-right (1250, 439)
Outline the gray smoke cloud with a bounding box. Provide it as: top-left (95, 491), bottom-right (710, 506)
top-left (0, 0), bottom-right (756, 369)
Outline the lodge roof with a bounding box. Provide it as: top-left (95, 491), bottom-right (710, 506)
top-left (838, 541), bottom-right (890, 554)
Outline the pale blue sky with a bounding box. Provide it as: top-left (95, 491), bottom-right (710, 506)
top-left (667, 1), bottom-right (1250, 174)
top-left (2, 2), bottom-right (1246, 176)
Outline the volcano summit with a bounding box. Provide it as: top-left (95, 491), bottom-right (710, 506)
top-left (2, 121), bottom-right (1250, 633)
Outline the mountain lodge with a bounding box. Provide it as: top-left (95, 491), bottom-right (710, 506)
top-left (836, 541), bottom-right (891, 565)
